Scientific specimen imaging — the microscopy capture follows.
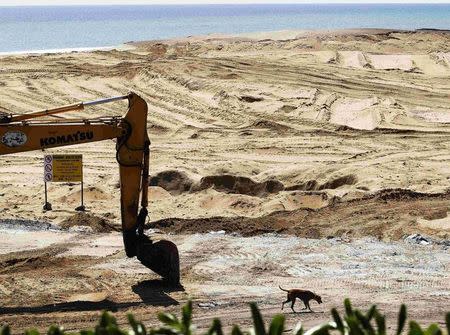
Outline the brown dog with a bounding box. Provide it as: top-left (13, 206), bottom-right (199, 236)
top-left (279, 286), bottom-right (322, 313)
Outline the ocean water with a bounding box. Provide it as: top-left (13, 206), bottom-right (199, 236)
top-left (0, 4), bottom-right (449, 53)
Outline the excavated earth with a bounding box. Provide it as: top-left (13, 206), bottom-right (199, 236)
top-left (0, 29), bottom-right (450, 333)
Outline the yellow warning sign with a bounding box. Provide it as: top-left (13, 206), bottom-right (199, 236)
top-left (44, 154), bottom-right (82, 182)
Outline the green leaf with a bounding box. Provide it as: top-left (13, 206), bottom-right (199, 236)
top-left (106, 324), bottom-right (126, 335)
top-left (206, 319), bottom-right (223, 335)
top-left (268, 315), bottom-right (284, 335)
top-left (445, 313), bottom-right (450, 335)
top-left (424, 324), bottom-right (441, 335)
top-left (344, 299), bottom-right (353, 317)
top-left (25, 329), bottom-right (40, 335)
top-left (1, 326), bottom-right (11, 335)
top-left (47, 325), bottom-right (65, 335)
top-left (80, 331), bottom-right (95, 335)
top-left (292, 322), bottom-right (304, 335)
top-left (158, 313), bottom-right (181, 329)
top-left (231, 325), bottom-right (244, 335)
top-left (250, 303), bottom-right (266, 335)
top-left (366, 306), bottom-right (377, 322)
top-left (355, 310), bottom-right (375, 335)
top-left (408, 321), bottom-right (423, 335)
top-left (182, 301), bottom-right (193, 335)
top-left (345, 316), bottom-right (364, 335)
top-left (304, 323), bottom-right (333, 335)
top-left (128, 314), bottom-right (146, 335)
top-left (149, 328), bottom-right (178, 335)
top-left (397, 305), bottom-right (407, 335)
top-left (331, 308), bottom-right (345, 334)
top-left (375, 311), bottom-right (386, 335)
top-left (99, 311), bottom-right (117, 328)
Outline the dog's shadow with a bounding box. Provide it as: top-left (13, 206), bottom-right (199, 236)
top-left (288, 310), bottom-right (325, 314)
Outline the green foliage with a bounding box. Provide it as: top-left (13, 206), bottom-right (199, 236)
top-left (397, 305), bottom-right (407, 335)
top-left (1, 326), bottom-right (11, 335)
top-left (0, 300), bottom-right (448, 335)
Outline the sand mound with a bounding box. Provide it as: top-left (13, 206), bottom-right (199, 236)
top-left (270, 191), bottom-right (331, 211)
top-left (148, 186), bottom-right (173, 200)
top-left (431, 52), bottom-right (450, 67)
top-left (319, 174), bottom-right (358, 190)
top-left (337, 51), bottom-right (371, 68)
top-left (58, 186), bottom-right (111, 203)
top-left (325, 96), bottom-right (406, 130)
top-left (304, 92), bottom-right (408, 130)
top-left (149, 170), bottom-right (284, 197)
top-left (0, 247), bottom-right (65, 274)
top-left (193, 175), bottom-right (284, 197)
top-left (330, 97), bottom-right (382, 130)
top-left (149, 171), bottom-right (356, 197)
top-left (367, 54), bottom-right (416, 72)
top-left (248, 119), bottom-right (291, 132)
top-left (286, 174), bottom-right (358, 191)
top-left (149, 170), bottom-right (194, 195)
top-left (59, 213), bottom-right (119, 233)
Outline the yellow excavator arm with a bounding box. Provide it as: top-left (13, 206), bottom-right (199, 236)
top-left (0, 92), bottom-right (180, 284)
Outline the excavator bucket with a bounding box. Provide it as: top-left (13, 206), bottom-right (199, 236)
top-left (137, 236), bottom-right (180, 286)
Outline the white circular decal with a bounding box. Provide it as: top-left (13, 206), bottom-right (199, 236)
top-left (1, 131), bottom-right (28, 147)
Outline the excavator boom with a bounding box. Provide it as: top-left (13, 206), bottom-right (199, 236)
top-left (0, 93), bottom-right (180, 285)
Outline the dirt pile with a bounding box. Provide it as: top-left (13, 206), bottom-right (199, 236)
top-left (149, 170), bottom-right (359, 198)
top-left (0, 246), bottom-right (70, 275)
top-left (368, 188), bottom-right (448, 201)
top-left (149, 170), bottom-right (285, 196)
top-left (149, 170), bottom-right (194, 195)
top-left (286, 175), bottom-right (358, 191)
top-left (150, 191), bottom-right (450, 240)
top-left (59, 213), bottom-right (119, 233)
top-left (193, 175), bottom-right (284, 196)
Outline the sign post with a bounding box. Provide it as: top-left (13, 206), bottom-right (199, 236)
top-left (43, 155), bottom-right (53, 210)
top-left (43, 154), bottom-right (84, 211)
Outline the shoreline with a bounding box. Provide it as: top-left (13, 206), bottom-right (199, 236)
top-left (0, 43), bottom-right (134, 57)
top-left (2, 28), bottom-right (450, 57)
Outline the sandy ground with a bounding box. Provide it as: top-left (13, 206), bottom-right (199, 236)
top-left (0, 224), bottom-right (448, 334)
top-left (0, 29), bottom-right (450, 332)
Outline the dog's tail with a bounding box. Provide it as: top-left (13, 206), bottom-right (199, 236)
top-left (279, 285), bottom-right (289, 292)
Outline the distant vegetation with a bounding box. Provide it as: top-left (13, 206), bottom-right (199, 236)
top-left (1, 299), bottom-right (449, 335)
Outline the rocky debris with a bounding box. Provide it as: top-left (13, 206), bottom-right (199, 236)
top-left (68, 226), bottom-right (94, 233)
top-left (208, 230), bottom-right (226, 235)
top-left (405, 233), bottom-right (431, 245)
top-left (198, 301), bottom-right (219, 309)
top-left (0, 219), bottom-right (58, 231)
